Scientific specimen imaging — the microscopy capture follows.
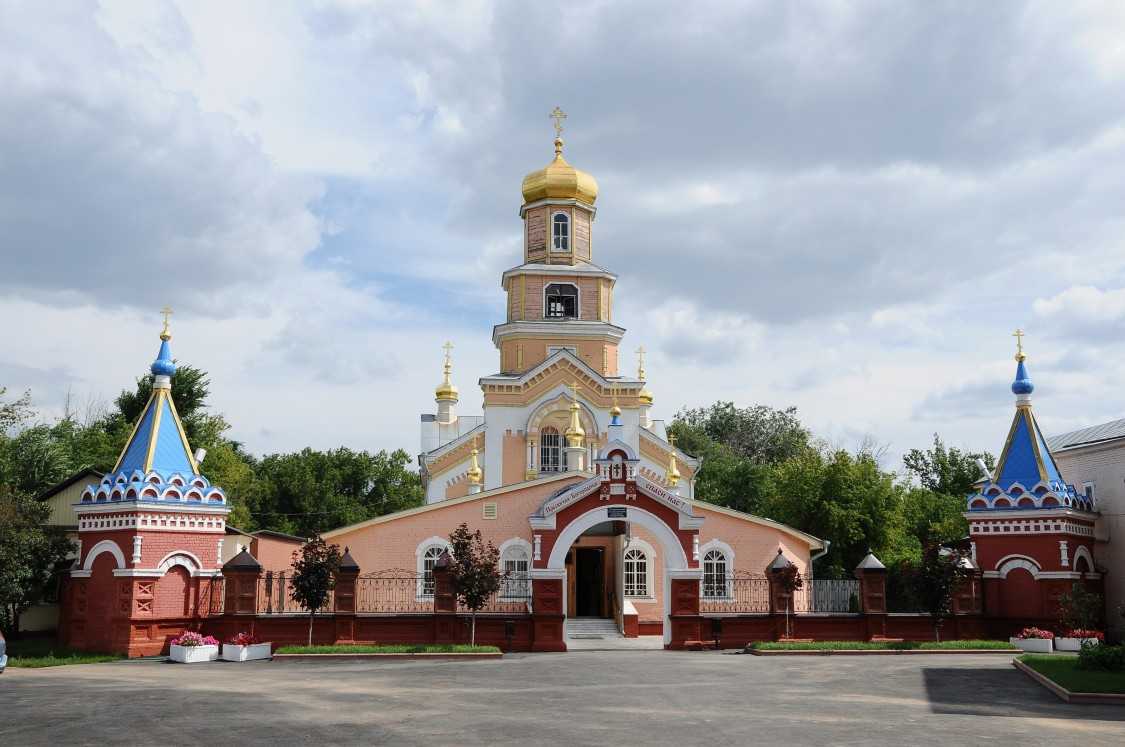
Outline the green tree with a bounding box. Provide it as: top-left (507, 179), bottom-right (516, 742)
top-left (447, 523), bottom-right (501, 646)
top-left (252, 448), bottom-right (422, 536)
top-left (1057, 582), bottom-right (1104, 634)
top-left (0, 387), bottom-right (32, 431)
top-left (289, 536), bottom-right (341, 646)
top-left (0, 485), bottom-right (74, 634)
top-left (761, 447), bottom-right (903, 578)
top-left (903, 434), bottom-right (994, 496)
top-left (904, 541), bottom-right (970, 641)
top-left (670, 402), bottom-right (809, 512)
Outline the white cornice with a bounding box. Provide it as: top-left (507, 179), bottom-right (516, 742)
top-left (963, 507), bottom-right (1098, 521)
top-left (501, 263), bottom-right (617, 287)
top-left (519, 197), bottom-right (596, 218)
top-left (74, 502), bottom-right (230, 516)
top-left (492, 320), bottom-right (626, 348)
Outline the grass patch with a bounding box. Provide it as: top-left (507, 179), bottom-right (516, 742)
top-left (1020, 655), bottom-right (1125, 694)
top-left (274, 644), bottom-right (501, 655)
top-left (748, 639), bottom-right (1016, 651)
top-left (6, 638), bottom-right (124, 668)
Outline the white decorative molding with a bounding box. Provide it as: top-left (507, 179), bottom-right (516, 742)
top-left (132, 535), bottom-right (143, 564)
top-left (698, 538), bottom-right (735, 569)
top-left (1072, 544), bottom-right (1095, 573)
top-left (1059, 540), bottom-right (1069, 567)
top-left (533, 534), bottom-right (542, 561)
top-left (545, 505), bottom-right (690, 571)
top-left (82, 539), bottom-right (126, 571)
top-left (216, 538), bottom-right (224, 564)
top-left (995, 554), bottom-right (1042, 579)
top-left (157, 550), bottom-right (202, 574)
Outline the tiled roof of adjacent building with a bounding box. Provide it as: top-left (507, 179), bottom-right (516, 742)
top-left (1047, 417), bottom-right (1125, 452)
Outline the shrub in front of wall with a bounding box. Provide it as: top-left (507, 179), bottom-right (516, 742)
top-left (1077, 641), bottom-right (1125, 672)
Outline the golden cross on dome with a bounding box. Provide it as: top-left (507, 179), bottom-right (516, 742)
top-left (668, 432), bottom-right (676, 447)
top-left (636, 346), bottom-right (647, 379)
top-left (568, 380), bottom-right (581, 400)
top-left (160, 306), bottom-right (173, 339)
top-left (550, 106), bottom-right (567, 138)
top-left (1012, 328), bottom-right (1026, 361)
top-left (442, 340), bottom-right (454, 361)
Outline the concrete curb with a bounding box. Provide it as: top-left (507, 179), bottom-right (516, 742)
top-left (1012, 659), bottom-right (1125, 705)
top-left (272, 652), bottom-right (504, 662)
top-left (746, 648), bottom-right (1017, 656)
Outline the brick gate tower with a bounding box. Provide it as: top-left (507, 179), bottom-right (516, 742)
top-left (61, 315), bottom-right (231, 656)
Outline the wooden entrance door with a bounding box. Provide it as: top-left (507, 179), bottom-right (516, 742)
top-left (574, 548), bottom-right (604, 617)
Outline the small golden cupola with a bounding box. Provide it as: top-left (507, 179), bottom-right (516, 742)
top-left (435, 341), bottom-right (459, 425)
top-left (521, 107), bottom-right (599, 206)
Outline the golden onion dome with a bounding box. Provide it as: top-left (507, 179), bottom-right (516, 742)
top-left (467, 446), bottom-right (483, 485)
top-left (435, 341), bottom-right (459, 401)
top-left (564, 396), bottom-right (586, 447)
top-left (435, 380), bottom-right (459, 401)
top-left (638, 386), bottom-right (653, 406)
top-left (521, 138), bottom-right (599, 206)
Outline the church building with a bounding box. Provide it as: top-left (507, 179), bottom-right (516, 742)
top-left (323, 114), bottom-right (825, 645)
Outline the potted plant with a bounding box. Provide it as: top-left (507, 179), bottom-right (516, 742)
top-left (169, 631), bottom-right (220, 663)
top-left (1010, 627), bottom-right (1054, 653)
top-left (221, 631), bottom-right (272, 662)
top-left (1055, 628), bottom-right (1104, 652)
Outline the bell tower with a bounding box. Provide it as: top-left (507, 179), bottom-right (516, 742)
top-left (497, 108), bottom-right (624, 377)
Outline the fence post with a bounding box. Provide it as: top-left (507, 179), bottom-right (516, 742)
top-left (334, 547), bottom-right (361, 644)
top-left (432, 552), bottom-right (458, 645)
top-left (854, 551), bottom-right (888, 640)
top-left (766, 549), bottom-right (796, 639)
top-left (223, 548), bottom-right (263, 614)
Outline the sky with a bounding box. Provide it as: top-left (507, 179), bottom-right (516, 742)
top-left (2, 0), bottom-right (1125, 473)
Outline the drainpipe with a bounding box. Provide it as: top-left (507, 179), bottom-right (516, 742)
top-left (809, 540), bottom-right (831, 583)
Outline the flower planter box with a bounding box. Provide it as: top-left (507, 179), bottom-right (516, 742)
top-left (1010, 637), bottom-right (1053, 653)
top-left (221, 643), bottom-right (273, 662)
top-left (170, 644), bottom-right (219, 663)
top-left (1054, 637), bottom-right (1099, 652)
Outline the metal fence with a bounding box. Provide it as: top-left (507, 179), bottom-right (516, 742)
top-left (699, 575), bottom-right (770, 614)
top-left (200, 578), bottom-right (225, 616)
top-left (458, 577), bottom-right (533, 615)
top-left (793, 579), bottom-right (860, 613)
top-left (356, 571), bottom-right (433, 614)
top-left (258, 572), bottom-right (334, 615)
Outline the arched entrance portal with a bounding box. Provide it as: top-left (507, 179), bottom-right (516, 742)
top-left (538, 501), bottom-right (700, 648)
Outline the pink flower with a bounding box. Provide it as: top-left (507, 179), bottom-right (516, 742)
top-left (1015, 627), bottom-right (1054, 640)
top-left (1065, 629), bottom-right (1104, 641)
top-left (227, 632), bottom-right (261, 646)
top-left (171, 631), bottom-right (219, 647)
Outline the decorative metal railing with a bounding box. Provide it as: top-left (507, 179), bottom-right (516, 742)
top-left (258, 572), bottom-right (334, 615)
top-left (199, 577), bottom-right (225, 616)
top-left (355, 570), bottom-right (433, 614)
top-left (699, 575), bottom-right (770, 614)
top-left (459, 577), bottom-right (533, 615)
top-left (793, 579), bottom-right (860, 613)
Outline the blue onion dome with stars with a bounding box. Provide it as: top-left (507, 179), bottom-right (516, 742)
top-left (81, 310), bottom-right (226, 507)
top-left (965, 332), bottom-right (1093, 514)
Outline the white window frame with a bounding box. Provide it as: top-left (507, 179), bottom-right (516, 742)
top-left (701, 544), bottom-right (733, 600)
top-left (498, 539), bottom-right (532, 600)
top-left (547, 345), bottom-right (578, 357)
top-left (622, 538), bottom-right (655, 600)
top-left (540, 427), bottom-right (562, 473)
top-left (416, 537), bottom-right (452, 599)
top-left (543, 282), bottom-right (580, 320)
top-left (551, 211), bottom-right (570, 252)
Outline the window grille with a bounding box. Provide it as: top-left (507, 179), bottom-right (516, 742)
top-left (545, 283), bottom-right (578, 319)
top-left (421, 545), bottom-right (445, 596)
top-left (702, 549), bottom-right (728, 599)
top-left (624, 547), bottom-right (648, 597)
top-left (540, 427), bottom-right (562, 472)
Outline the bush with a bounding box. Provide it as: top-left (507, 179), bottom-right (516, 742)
top-left (1078, 641), bottom-right (1125, 672)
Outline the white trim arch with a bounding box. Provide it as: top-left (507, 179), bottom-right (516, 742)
top-left (81, 539), bottom-right (127, 572)
top-left (1072, 545), bottom-right (1095, 574)
top-left (157, 550), bottom-right (202, 574)
top-left (996, 554), bottom-right (1042, 579)
top-left (546, 506), bottom-right (689, 571)
top-left (525, 391), bottom-right (599, 436)
top-left (542, 505), bottom-right (697, 647)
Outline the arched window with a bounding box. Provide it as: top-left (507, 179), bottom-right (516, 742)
top-left (702, 549), bottom-right (728, 599)
top-left (623, 547), bottom-right (648, 597)
top-left (500, 545), bottom-right (531, 599)
top-left (540, 427), bottom-right (562, 473)
top-left (420, 545), bottom-right (446, 597)
top-left (544, 283), bottom-right (578, 319)
top-left (552, 212), bottom-right (569, 252)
